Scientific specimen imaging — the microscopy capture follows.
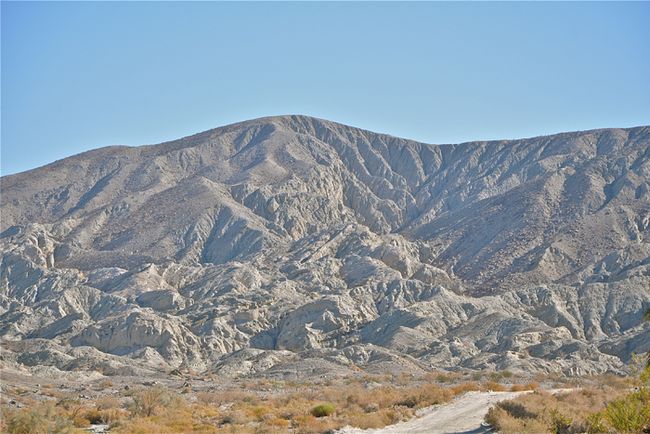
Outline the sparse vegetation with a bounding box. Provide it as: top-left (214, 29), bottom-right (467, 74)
top-left (4, 368), bottom-right (649, 434)
top-left (485, 362), bottom-right (650, 433)
top-left (0, 372), bottom-right (517, 433)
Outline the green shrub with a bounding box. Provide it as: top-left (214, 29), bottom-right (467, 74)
top-left (7, 409), bottom-right (48, 434)
top-left (603, 389), bottom-right (650, 432)
top-left (310, 403), bottom-right (336, 418)
top-left (585, 412), bottom-right (607, 434)
top-left (548, 408), bottom-right (572, 434)
top-left (6, 404), bottom-right (75, 434)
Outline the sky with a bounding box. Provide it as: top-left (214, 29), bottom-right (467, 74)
top-left (1, 2), bottom-right (649, 175)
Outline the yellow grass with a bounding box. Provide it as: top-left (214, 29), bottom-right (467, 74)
top-left (3, 370), bottom-right (641, 434)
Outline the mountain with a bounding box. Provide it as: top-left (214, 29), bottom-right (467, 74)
top-left (1, 115), bottom-right (649, 378)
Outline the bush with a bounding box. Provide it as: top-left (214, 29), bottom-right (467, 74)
top-left (396, 396), bottom-right (418, 408)
top-left (7, 409), bottom-right (49, 434)
top-left (130, 386), bottom-right (176, 417)
top-left (311, 403), bottom-right (336, 418)
top-left (602, 389), bottom-right (650, 432)
top-left (83, 408), bottom-right (103, 424)
top-left (510, 382), bottom-right (539, 392)
top-left (451, 381), bottom-right (480, 395)
top-left (483, 387), bottom-right (625, 434)
top-left (364, 403), bottom-right (379, 413)
top-left (485, 406), bottom-right (507, 431)
top-left (484, 381), bottom-right (507, 392)
top-left (268, 417), bottom-right (290, 428)
top-left (95, 396), bottom-right (121, 410)
top-left (5, 404), bottom-right (75, 434)
top-left (584, 412), bottom-right (607, 433)
top-left (498, 400), bottom-right (537, 419)
top-left (548, 408), bottom-right (572, 434)
top-left (250, 405), bottom-right (272, 421)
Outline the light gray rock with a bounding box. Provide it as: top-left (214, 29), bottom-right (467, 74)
top-left (1, 116), bottom-right (649, 378)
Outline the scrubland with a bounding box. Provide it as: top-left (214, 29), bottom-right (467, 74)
top-left (485, 361), bottom-right (650, 433)
top-left (3, 366), bottom-right (649, 434)
top-left (1, 370), bottom-right (538, 434)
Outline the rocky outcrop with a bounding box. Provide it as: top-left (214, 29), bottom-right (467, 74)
top-left (1, 116), bottom-right (648, 378)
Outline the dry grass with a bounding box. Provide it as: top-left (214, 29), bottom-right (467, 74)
top-left (449, 381), bottom-right (480, 395)
top-left (483, 381), bottom-right (508, 392)
top-left (485, 385), bottom-right (644, 433)
top-left (1, 375), bottom-right (466, 433)
top-left (509, 382), bottom-right (539, 392)
top-left (5, 370), bottom-right (643, 434)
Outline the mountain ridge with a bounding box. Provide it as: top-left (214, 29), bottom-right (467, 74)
top-left (5, 115), bottom-right (648, 178)
top-left (1, 116), bottom-right (649, 379)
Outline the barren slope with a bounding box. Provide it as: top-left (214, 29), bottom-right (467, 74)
top-left (1, 115), bottom-right (649, 377)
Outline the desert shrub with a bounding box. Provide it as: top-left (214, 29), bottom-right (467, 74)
top-left (6, 409), bottom-right (49, 434)
top-left (249, 405), bottom-right (272, 421)
top-left (489, 371), bottom-right (513, 382)
top-left (112, 402), bottom-right (196, 433)
top-left (451, 381), bottom-right (480, 395)
top-left (435, 373), bottom-right (454, 383)
top-left (346, 409), bottom-right (399, 429)
top-left (115, 418), bottom-right (168, 434)
top-left (5, 404), bottom-right (75, 434)
top-left (485, 405), bottom-right (549, 434)
top-left (95, 396), bottom-right (121, 410)
top-left (417, 384), bottom-right (453, 406)
top-left (602, 388), bottom-right (650, 432)
top-left (267, 417), bottom-right (290, 428)
top-left (484, 380), bottom-right (508, 392)
top-left (55, 397), bottom-right (81, 411)
top-left (484, 386), bottom-right (641, 434)
top-left (83, 408), bottom-right (103, 424)
top-left (190, 423), bottom-right (218, 433)
top-left (294, 413), bottom-right (339, 433)
top-left (363, 402), bottom-right (379, 413)
top-left (221, 409), bottom-right (250, 425)
top-left (395, 396), bottom-right (418, 408)
top-left (198, 389), bottom-right (257, 406)
top-left (485, 406), bottom-right (509, 431)
top-left (130, 386), bottom-right (177, 417)
top-left (584, 412), bottom-right (607, 433)
top-left (395, 372), bottom-right (414, 385)
top-left (548, 408), bottom-right (573, 434)
top-left (72, 413), bottom-right (91, 428)
top-left (195, 391), bottom-right (219, 405)
top-left (310, 403), bottom-right (336, 417)
top-left (510, 382), bottom-right (539, 392)
top-left (100, 408), bottom-right (128, 428)
top-left (498, 400), bottom-right (537, 419)
top-left (41, 389), bottom-right (68, 399)
top-left (344, 385), bottom-right (399, 409)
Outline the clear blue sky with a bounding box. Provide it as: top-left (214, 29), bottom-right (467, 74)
top-left (2, 2), bottom-right (649, 175)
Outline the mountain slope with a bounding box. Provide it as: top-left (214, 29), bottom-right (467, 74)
top-left (1, 115), bottom-right (649, 377)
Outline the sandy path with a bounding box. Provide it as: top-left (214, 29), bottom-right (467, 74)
top-left (337, 390), bottom-right (532, 434)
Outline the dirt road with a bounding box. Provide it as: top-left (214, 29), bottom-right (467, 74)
top-left (338, 390), bottom-right (531, 434)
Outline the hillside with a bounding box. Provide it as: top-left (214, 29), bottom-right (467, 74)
top-left (1, 115), bottom-right (649, 377)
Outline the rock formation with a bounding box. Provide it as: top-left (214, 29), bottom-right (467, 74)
top-left (1, 115), bottom-right (648, 378)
